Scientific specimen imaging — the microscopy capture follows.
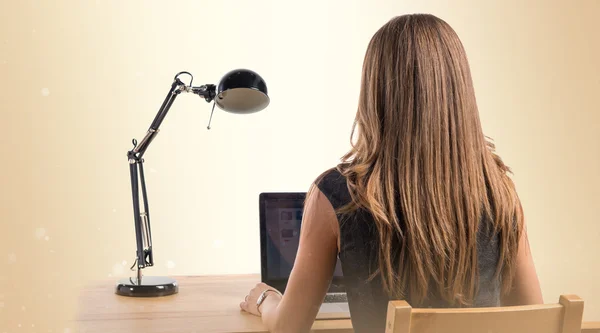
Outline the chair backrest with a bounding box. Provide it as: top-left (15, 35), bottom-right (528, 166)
top-left (386, 295), bottom-right (584, 333)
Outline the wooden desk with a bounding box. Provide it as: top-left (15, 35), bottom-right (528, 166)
top-left (74, 274), bottom-right (600, 333)
top-left (74, 274), bottom-right (352, 333)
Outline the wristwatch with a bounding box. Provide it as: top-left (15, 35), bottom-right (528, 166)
top-left (256, 289), bottom-right (283, 314)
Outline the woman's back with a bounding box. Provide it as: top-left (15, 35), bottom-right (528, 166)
top-left (317, 169), bottom-right (502, 332)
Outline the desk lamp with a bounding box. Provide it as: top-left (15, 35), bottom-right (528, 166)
top-left (116, 69), bottom-right (269, 297)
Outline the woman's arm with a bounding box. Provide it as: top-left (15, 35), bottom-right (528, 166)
top-left (501, 219), bottom-right (544, 306)
top-left (241, 186), bottom-right (340, 333)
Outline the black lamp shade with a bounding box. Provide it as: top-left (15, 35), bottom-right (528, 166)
top-left (215, 69), bottom-right (270, 114)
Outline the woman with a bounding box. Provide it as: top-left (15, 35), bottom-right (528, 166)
top-left (241, 13), bottom-right (543, 333)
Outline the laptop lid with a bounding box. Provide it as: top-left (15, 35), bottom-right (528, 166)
top-left (259, 192), bottom-right (345, 294)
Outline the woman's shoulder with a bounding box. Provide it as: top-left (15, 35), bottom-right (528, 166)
top-left (313, 167), bottom-right (352, 211)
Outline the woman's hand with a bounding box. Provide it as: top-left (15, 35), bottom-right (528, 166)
top-left (240, 282), bottom-right (282, 317)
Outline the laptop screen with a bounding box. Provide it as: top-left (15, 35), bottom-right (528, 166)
top-left (260, 193), bottom-right (344, 290)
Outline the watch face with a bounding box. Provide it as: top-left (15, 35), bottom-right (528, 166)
top-left (258, 289), bottom-right (280, 307)
top-left (257, 291), bottom-right (267, 306)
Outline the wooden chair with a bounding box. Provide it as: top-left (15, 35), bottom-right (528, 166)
top-left (386, 295), bottom-right (584, 333)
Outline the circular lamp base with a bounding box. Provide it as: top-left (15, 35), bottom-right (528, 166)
top-left (115, 276), bottom-right (178, 297)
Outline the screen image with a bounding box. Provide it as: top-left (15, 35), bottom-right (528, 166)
top-left (264, 197), bottom-right (344, 280)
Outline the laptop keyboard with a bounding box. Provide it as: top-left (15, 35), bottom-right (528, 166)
top-left (324, 293), bottom-right (348, 303)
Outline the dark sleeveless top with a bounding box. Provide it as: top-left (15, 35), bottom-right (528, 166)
top-left (316, 168), bottom-right (501, 333)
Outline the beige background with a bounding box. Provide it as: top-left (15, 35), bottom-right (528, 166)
top-left (0, 0), bottom-right (599, 331)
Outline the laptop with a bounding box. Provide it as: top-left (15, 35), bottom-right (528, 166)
top-left (259, 192), bottom-right (350, 319)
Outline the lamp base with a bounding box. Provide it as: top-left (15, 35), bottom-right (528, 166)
top-left (115, 276), bottom-right (178, 297)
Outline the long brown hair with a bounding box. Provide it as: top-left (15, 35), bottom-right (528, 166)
top-left (312, 14), bottom-right (524, 306)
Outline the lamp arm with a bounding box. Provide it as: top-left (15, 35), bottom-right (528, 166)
top-left (133, 78), bottom-right (216, 160)
top-left (132, 78), bottom-right (184, 159)
top-left (125, 73), bottom-right (217, 274)
top-left (125, 78), bottom-right (183, 273)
